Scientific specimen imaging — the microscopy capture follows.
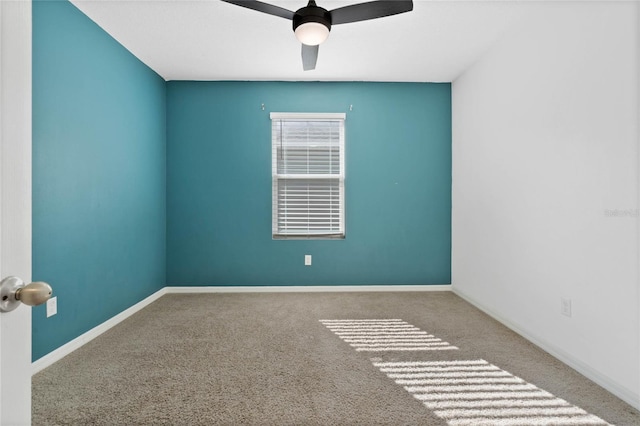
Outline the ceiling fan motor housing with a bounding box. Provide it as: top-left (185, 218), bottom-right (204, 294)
top-left (293, 1), bottom-right (332, 34)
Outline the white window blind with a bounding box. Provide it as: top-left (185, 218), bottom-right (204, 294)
top-left (271, 113), bottom-right (345, 239)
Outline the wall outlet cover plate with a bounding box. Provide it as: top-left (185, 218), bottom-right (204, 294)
top-left (46, 296), bottom-right (57, 317)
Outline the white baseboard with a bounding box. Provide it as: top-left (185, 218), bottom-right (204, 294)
top-left (31, 287), bottom-right (168, 375)
top-left (452, 286), bottom-right (640, 411)
top-left (165, 284), bottom-right (452, 293)
top-left (32, 284), bottom-right (450, 375)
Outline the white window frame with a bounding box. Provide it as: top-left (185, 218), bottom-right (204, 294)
top-left (271, 112), bottom-right (346, 239)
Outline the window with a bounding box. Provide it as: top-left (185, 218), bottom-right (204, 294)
top-left (271, 112), bottom-right (345, 239)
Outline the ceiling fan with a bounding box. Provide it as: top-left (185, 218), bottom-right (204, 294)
top-left (220, 0), bottom-right (414, 71)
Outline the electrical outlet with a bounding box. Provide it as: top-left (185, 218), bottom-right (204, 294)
top-left (561, 298), bottom-right (572, 317)
top-left (305, 255), bottom-right (312, 266)
top-left (46, 296), bottom-right (57, 318)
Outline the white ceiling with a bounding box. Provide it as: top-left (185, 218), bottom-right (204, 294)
top-left (70, 0), bottom-right (541, 82)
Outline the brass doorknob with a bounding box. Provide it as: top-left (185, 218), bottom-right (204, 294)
top-left (0, 276), bottom-right (52, 312)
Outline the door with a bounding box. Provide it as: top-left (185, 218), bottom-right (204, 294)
top-left (0, 0), bottom-right (33, 424)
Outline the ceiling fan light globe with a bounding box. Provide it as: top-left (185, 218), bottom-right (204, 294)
top-left (295, 22), bottom-right (330, 46)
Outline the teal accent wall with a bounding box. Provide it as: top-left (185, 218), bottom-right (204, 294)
top-left (31, 2), bottom-right (451, 361)
top-left (32, 0), bottom-right (167, 361)
top-left (166, 82), bottom-right (451, 286)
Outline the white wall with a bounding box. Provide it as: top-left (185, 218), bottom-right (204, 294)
top-left (452, 1), bottom-right (639, 409)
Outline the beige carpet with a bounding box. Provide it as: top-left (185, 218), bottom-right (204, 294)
top-left (32, 292), bottom-right (640, 425)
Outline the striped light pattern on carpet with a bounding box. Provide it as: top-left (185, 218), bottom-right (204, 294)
top-left (372, 359), bottom-right (611, 426)
top-left (319, 319), bottom-right (458, 351)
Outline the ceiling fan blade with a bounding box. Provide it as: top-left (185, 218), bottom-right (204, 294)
top-left (330, 1), bottom-right (413, 25)
top-left (301, 44), bottom-right (319, 71)
top-left (220, 0), bottom-right (294, 20)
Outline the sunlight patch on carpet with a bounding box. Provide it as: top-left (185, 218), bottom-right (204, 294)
top-left (372, 359), bottom-right (611, 426)
top-left (319, 319), bottom-right (458, 351)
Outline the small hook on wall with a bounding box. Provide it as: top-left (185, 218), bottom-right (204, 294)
top-left (261, 103), bottom-right (265, 111)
